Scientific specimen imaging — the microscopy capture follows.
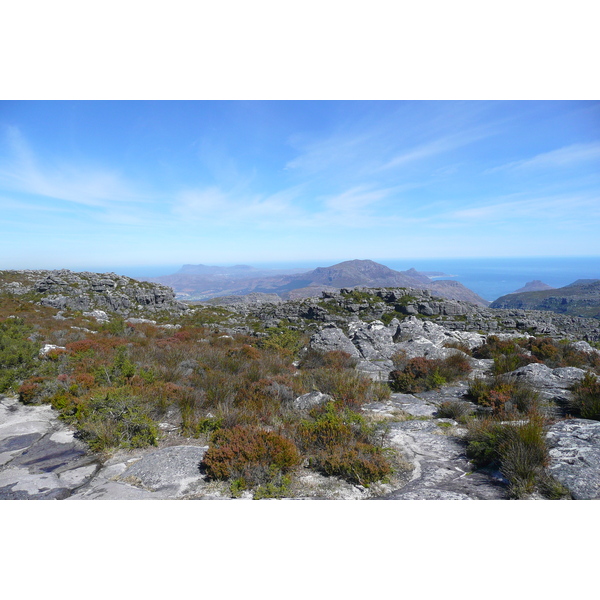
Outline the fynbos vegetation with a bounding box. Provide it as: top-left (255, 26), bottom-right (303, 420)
top-left (2, 270), bottom-right (600, 500)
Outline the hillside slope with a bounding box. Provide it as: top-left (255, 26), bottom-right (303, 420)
top-left (491, 279), bottom-right (600, 318)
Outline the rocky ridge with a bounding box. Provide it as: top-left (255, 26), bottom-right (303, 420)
top-left (0, 269), bottom-right (188, 317)
top-left (205, 286), bottom-right (600, 343)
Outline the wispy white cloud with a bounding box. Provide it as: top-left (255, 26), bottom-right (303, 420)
top-left (0, 126), bottom-right (147, 207)
top-left (376, 131), bottom-right (485, 172)
top-left (284, 108), bottom-right (494, 186)
top-left (448, 192), bottom-right (600, 224)
top-left (172, 185), bottom-right (304, 226)
top-left (285, 131), bottom-right (374, 175)
top-left (171, 182), bottom-right (424, 231)
top-left (487, 142), bottom-right (600, 173)
top-left (322, 186), bottom-right (390, 212)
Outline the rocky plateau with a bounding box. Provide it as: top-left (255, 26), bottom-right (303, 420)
top-left (1, 270), bottom-right (600, 500)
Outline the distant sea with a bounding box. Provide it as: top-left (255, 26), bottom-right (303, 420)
top-left (110, 256), bottom-right (600, 304)
top-left (382, 257), bottom-right (600, 302)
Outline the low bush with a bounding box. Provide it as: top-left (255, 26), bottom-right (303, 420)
top-left (295, 403), bottom-right (392, 486)
top-left (465, 415), bottom-right (551, 498)
top-left (260, 327), bottom-right (306, 357)
top-left (389, 353), bottom-right (471, 393)
top-left (298, 349), bottom-right (358, 370)
top-left (468, 376), bottom-right (539, 416)
top-left (0, 317), bottom-right (40, 392)
top-left (202, 426), bottom-right (301, 490)
top-left (75, 389), bottom-right (158, 452)
top-left (498, 417), bottom-right (549, 498)
top-left (472, 336), bottom-right (528, 360)
top-left (569, 371), bottom-right (600, 420)
top-left (492, 353), bottom-right (539, 376)
top-left (436, 400), bottom-right (474, 421)
top-left (17, 380), bottom-right (42, 404)
top-left (311, 442), bottom-right (391, 487)
top-left (523, 337), bottom-right (600, 372)
top-left (297, 367), bottom-right (374, 408)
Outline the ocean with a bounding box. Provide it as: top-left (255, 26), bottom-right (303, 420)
top-left (382, 256), bottom-right (600, 302)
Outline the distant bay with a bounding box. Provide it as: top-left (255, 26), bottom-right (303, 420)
top-left (382, 256), bottom-right (600, 302)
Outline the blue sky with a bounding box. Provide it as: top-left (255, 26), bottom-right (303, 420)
top-left (1, 100), bottom-right (599, 273)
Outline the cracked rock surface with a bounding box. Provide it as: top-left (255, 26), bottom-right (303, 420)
top-left (0, 396), bottom-right (100, 499)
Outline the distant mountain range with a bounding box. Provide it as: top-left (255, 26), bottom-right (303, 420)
top-left (491, 279), bottom-right (600, 318)
top-left (145, 259), bottom-right (490, 306)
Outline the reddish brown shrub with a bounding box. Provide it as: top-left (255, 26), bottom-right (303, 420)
top-left (18, 382), bottom-right (41, 404)
top-left (202, 425), bottom-right (301, 485)
top-left (74, 373), bottom-right (96, 389)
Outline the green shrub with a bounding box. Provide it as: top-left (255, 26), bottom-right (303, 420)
top-left (466, 415), bottom-right (551, 498)
top-left (569, 371), bottom-right (600, 420)
top-left (0, 318), bottom-right (40, 392)
top-left (296, 403), bottom-right (392, 486)
top-left (260, 327), bottom-right (306, 357)
top-left (310, 442), bottom-right (391, 486)
top-left (113, 346), bottom-right (135, 379)
top-left (438, 352), bottom-right (472, 380)
top-left (528, 337), bottom-right (560, 362)
top-left (498, 417), bottom-right (549, 498)
top-left (298, 349), bottom-right (357, 370)
top-left (467, 376), bottom-right (539, 416)
top-left (253, 474), bottom-right (292, 499)
top-left (389, 353), bottom-right (471, 393)
top-left (465, 416), bottom-right (508, 468)
top-left (492, 353), bottom-right (539, 375)
top-left (473, 336), bottom-right (528, 360)
top-left (76, 389), bottom-right (158, 451)
top-left (297, 367), bottom-right (373, 408)
top-left (436, 400), bottom-right (473, 421)
top-left (297, 403), bottom-right (354, 449)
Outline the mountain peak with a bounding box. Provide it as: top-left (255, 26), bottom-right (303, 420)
top-left (511, 280), bottom-right (555, 294)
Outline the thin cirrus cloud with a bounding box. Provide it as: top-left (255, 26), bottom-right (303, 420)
top-left (486, 142), bottom-right (600, 174)
top-left (448, 192), bottom-right (600, 224)
top-left (0, 126), bottom-right (147, 208)
top-left (284, 109), bottom-right (495, 184)
top-left (172, 183), bottom-right (415, 230)
top-left (172, 186), bottom-right (305, 226)
top-left (376, 130), bottom-right (488, 172)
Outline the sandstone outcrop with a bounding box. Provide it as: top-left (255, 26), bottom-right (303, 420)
top-left (0, 269), bottom-right (188, 317)
top-left (203, 286), bottom-right (600, 343)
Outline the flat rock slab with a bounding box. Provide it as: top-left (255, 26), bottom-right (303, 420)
top-left (362, 394), bottom-right (438, 418)
top-left (69, 445), bottom-right (210, 499)
top-left (546, 418), bottom-right (600, 499)
top-left (117, 445), bottom-right (209, 493)
top-left (0, 396), bottom-right (101, 499)
top-left (414, 382), bottom-right (472, 405)
top-left (379, 420), bottom-right (508, 500)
